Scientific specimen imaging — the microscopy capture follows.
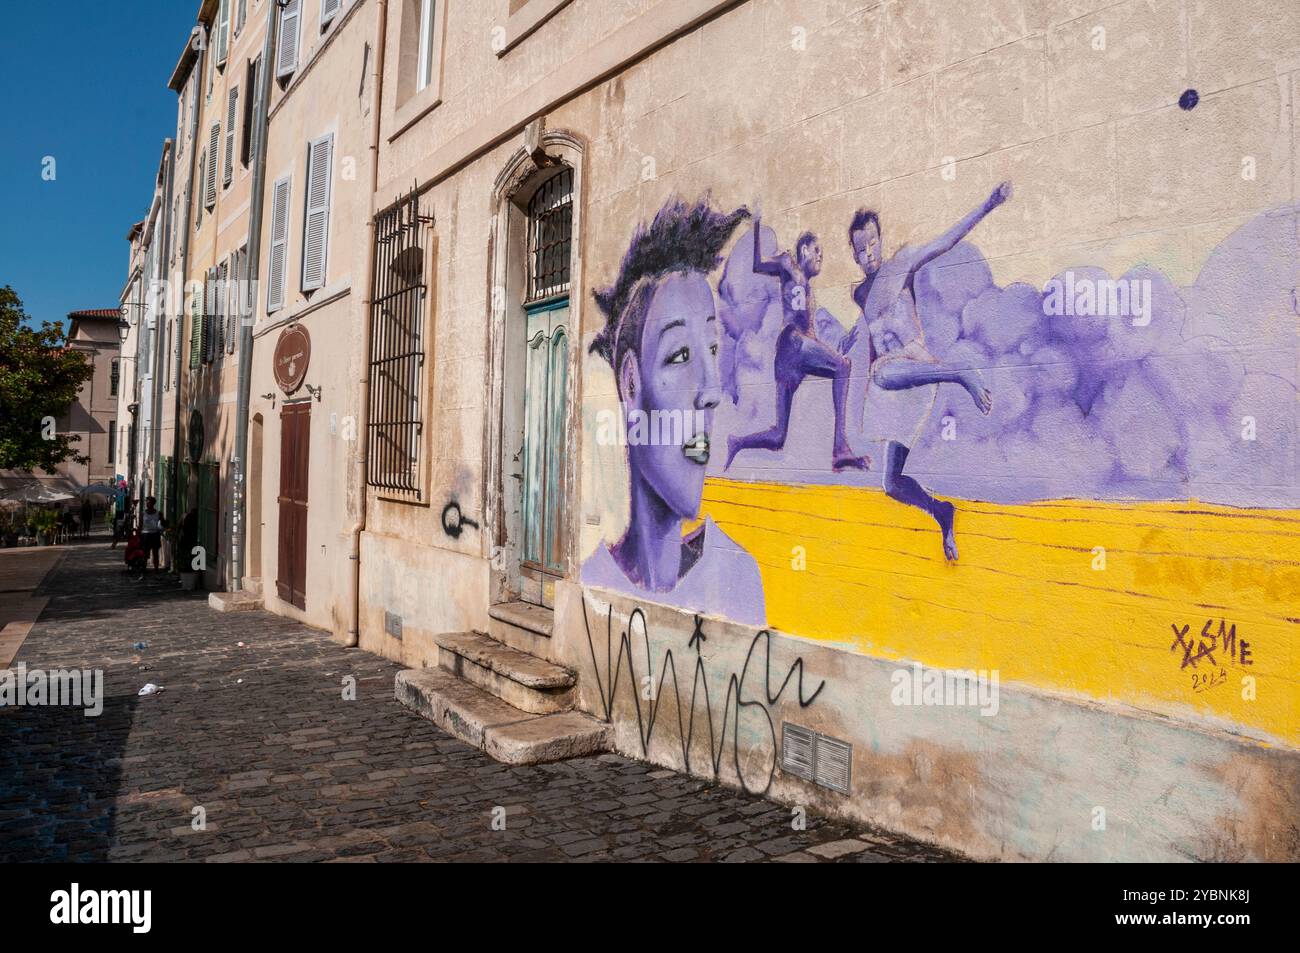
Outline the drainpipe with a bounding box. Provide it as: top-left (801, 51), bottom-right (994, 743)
top-left (346, 0), bottom-right (389, 648)
top-left (151, 141), bottom-right (175, 508)
top-left (174, 39), bottom-right (206, 535)
top-left (230, 0), bottom-right (281, 592)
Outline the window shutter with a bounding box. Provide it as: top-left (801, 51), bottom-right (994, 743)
top-left (216, 260), bottom-right (228, 360)
top-left (189, 292), bottom-right (202, 368)
top-left (216, 0), bottom-right (230, 65)
top-left (322, 0), bottom-right (342, 25)
top-left (235, 0), bottom-right (247, 34)
top-left (276, 0), bottom-right (301, 79)
top-left (205, 123), bottom-right (219, 208)
top-left (267, 176), bottom-right (291, 313)
top-left (195, 157), bottom-right (205, 228)
top-left (301, 134), bottom-right (333, 291)
top-left (228, 249), bottom-right (242, 353)
top-left (224, 87), bottom-right (238, 187)
top-left (204, 268), bottom-right (217, 363)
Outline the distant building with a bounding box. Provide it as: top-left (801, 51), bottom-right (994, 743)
top-left (60, 309), bottom-right (123, 489)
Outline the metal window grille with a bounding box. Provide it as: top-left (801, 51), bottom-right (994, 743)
top-left (367, 188), bottom-right (432, 494)
top-left (110, 359), bottom-right (120, 396)
top-left (526, 167), bottom-right (573, 302)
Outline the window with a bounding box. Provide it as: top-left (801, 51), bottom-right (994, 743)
top-left (224, 86), bottom-right (238, 188)
top-left (267, 175), bottom-right (291, 313)
top-left (205, 122), bottom-right (219, 208)
top-left (416, 0), bottom-right (437, 92)
top-left (235, 0), bottom-right (248, 34)
top-left (367, 189), bottom-right (432, 495)
top-left (322, 0), bottom-right (342, 27)
top-left (214, 260), bottom-right (228, 362)
top-left (276, 0), bottom-right (301, 79)
top-left (203, 267), bottom-right (218, 364)
top-left (526, 167), bottom-right (573, 301)
top-left (241, 57), bottom-right (261, 168)
top-left (108, 421), bottom-right (116, 465)
top-left (110, 358), bottom-right (120, 396)
top-left (216, 0), bottom-right (230, 66)
top-left (227, 248), bottom-right (245, 354)
top-left (301, 134), bottom-right (333, 291)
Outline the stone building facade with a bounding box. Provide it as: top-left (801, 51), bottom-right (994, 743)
top-left (124, 0), bottom-right (1300, 862)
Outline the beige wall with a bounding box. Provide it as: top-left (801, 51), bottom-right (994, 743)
top-left (251, 0), bottom-right (378, 631)
top-left (342, 0), bottom-right (1300, 860)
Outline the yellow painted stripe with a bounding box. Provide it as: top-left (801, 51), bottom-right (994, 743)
top-left (701, 478), bottom-right (1299, 747)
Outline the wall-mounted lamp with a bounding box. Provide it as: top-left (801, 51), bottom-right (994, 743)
top-left (305, 384), bottom-right (322, 402)
top-left (260, 392), bottom-right (276, 409)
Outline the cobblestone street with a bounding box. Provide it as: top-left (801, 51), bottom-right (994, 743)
top-left (0, 539), bottom-right (960, 863)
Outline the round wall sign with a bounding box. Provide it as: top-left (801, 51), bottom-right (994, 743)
top-left (273, 324), bottom-right (311, 395)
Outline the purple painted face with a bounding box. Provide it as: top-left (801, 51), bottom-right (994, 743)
top-left (799, 240), bottom-right (824, 277)
top-left (852, 221), bottom-right (882, 276)
top-left (623, 272), bottom-right (722, 521)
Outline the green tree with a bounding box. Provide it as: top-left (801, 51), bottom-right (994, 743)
top-left (0, 285), bottom-right (95, 473)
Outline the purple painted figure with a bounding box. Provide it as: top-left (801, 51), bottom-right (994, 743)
top-left (724, 213), bottom-right (870, 473)
top-left (850, 182), bottom-right (1010, 560)
top-left (583, 196), bottom-right (765, 626)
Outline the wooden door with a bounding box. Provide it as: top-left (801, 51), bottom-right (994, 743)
top-left (276, 401), bottom-right (310, 609)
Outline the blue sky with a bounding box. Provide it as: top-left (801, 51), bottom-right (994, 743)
top-left (0, 2), bottom-right (198, 328)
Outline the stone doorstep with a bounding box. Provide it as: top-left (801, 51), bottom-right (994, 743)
top-left (208, 590), bottom-right (264, 613)
top-left (432, 630), bottom-right (573, 689)
top-left (435, 630), bottom-right (575, 714)
top-left (487, 600), bottom-right (553, 638)
top-left (394, 668), bottom-right (611, 766)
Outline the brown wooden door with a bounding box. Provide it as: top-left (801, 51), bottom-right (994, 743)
top-left (276, 401), bottom-right (310, 610)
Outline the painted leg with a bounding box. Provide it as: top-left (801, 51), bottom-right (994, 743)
top-left (874, 359), bottom-right (992, 415)
top-left (725, 381), bottom-right (796, 469)
top-left (883, 441), bottom-right (958, 561)
top-left (798, 335), bottom-right (870, 471)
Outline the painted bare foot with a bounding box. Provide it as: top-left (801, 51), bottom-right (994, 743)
top-left (832, 448), bottom-right (871, 472)
top-left (933, 499), bottom-right (958, 561)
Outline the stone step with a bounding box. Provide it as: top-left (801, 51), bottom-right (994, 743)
top-left (433, 630), bottom-right (574, 714)
top-left (395, 668), bottom-right (611, 765)
top-left (487, 599), bottom-right (555, 660)
top-left (488, 600), bottom-right (553, 637)
top-left (208, 589), bottom-right (263, 612)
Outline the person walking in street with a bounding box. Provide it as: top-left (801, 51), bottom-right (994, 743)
top-left (111, 499), bottom-right (133, 549)
top-left (139, 497), bottom-right (165, 571)
top-left (79, 498), bottom-right (92, 538)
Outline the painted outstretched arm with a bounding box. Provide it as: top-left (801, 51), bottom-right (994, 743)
top-left (751, 215), bottom-right (790, 280)
top-left (907, 181), bottom-right (1013, 280)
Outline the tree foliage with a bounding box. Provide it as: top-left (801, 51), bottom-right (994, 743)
top-left (0, 285), bottom-right (95, 473)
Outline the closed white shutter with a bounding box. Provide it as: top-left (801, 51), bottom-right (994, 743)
top-left (301, 134), bottom-right (333, 291)
top-left (267, 176), bottom-right (291, 313)
top-left (224, 87), bottom-right (238, 187)
top-left (195, 157), bottom-right (205, 227)
top-left (227, 249), bottom-right (242, 353)
top-left (216, 0), bottom-right (230, 65)
top-left (205, 122), bottom-right (219, 208)
top-left (321, 0), bottom-right (342, 25)
top-left (276, 0), bottom-right (301, 78)
top-left (204, 268), bottom-right (217, 363)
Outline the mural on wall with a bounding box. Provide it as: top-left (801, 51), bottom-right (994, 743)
top-left (583, 196), bottom-right (766, 626)
top-left (585, 190), bottom-right (1300, 746)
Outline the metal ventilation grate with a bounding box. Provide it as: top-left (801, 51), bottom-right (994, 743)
top-left (814, 733), bottom-right (852, 795)
top-left (781, 723), bottom-right (815, 781)
top-left (384, 610), bottom-right (403, 640)
top-left (781, 722), bottom-right (852, 795)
